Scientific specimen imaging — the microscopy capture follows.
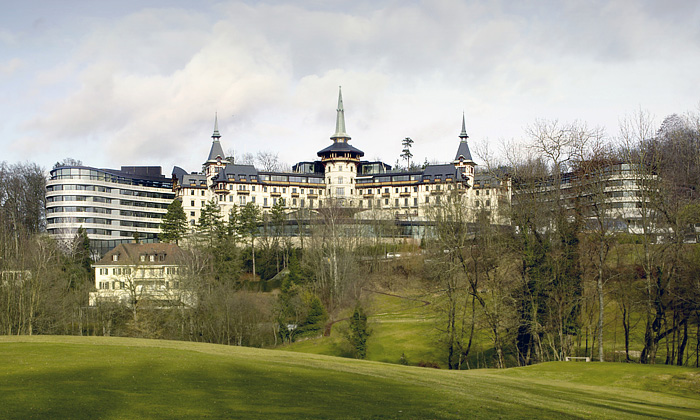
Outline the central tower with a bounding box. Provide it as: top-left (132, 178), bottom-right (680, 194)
top-left (317, 87), bottom-right (364, 200)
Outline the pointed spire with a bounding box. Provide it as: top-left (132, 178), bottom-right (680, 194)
top-left (454, 113), bottom-right (473, 162)
top-left (459, 112), bottom-right (469, 140)
top-left (331, 86), bottom-right (350, 142)
top-left (212, 112), bottom-right (221, 140)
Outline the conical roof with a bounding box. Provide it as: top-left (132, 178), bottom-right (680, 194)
top-left (330, 86), bottom-right (350, 141)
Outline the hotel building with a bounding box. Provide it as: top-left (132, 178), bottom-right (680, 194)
top-left (173, 88), bottom-right (511, 233)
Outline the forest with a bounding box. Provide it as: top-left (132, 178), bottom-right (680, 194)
top-left (1, 110), bottom-right (699, 369)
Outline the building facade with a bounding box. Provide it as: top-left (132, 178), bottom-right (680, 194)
top-left (46, 165), bottom-right (175, 256)
top-left (173, 88), bottom-right (511, 233)
top-left (90, 242), bottom-right (191, 306)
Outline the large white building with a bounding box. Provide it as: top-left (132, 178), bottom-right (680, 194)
top-left (173, 88), bottom-right (511, 234)
top-left (46, 166), bottom-right (175, 256)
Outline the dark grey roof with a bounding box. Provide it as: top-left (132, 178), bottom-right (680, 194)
top-left (317, 141), bottom-right (364, 157)
top-left (454, 140), bottom-right (473, 162)
top-left (180, 173), bottom-right (208, 189)
top-left (214, 163), bottom-right (259, 182)
top-left (207, 140), bottom-right (226, 162)
top-left (423, 164), bottom-right (458, 176)
top-left (94, 243), bottom-right (185, 266)
top-left (172, 166), bottom-right (188, 179)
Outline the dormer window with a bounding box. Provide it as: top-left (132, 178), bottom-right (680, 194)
top-left (149, 255), bottom-right (155, 262)
top-left (140, 255), bottom-right (146, 262)
top-left (112, 254), bottom-right (119, 262)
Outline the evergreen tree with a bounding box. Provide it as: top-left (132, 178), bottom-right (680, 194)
top-left (237, 202), bottom-right (261, 279)
top-left (297, 293), bottom-right (328, 337)
top-left (400, 137), bottom-right (414, 170)
top-left (197, 198), bottom-right (224, 246)
top-left (160, 199), bottom-right (188, 244)
top-left (348, 303), bottom-right (370, 359)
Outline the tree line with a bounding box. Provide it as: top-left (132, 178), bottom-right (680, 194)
top-left (1, 109), bottom-right (699, 368)
top-left (423, 111), bottom-right (700, 368)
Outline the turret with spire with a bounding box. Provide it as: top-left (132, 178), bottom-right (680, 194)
top-left (317, 87), bottom-right (364, 201)
top-left (204, 113), bottom-right (230, 178)
top-left (454, 113), bottom-right (475, 182)
top-left (317, 87), bottom-right (364, 159)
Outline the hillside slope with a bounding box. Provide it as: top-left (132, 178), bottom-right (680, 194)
top-left (1, 336), bottom-right (699, 419)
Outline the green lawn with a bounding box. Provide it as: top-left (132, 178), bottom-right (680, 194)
top-left (1, 335), bottom-right (699, 419)
top-left (281, 288), bottom-right (445, 365)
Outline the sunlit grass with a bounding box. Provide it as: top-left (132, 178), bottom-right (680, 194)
top-left (1, 336), bottom-right (699, 419)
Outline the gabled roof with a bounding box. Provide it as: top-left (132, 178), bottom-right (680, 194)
top-left (94, 243), bottom-right (185, 266)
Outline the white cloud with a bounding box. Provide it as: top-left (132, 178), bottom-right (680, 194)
top-left (2, 0), bottom-right (699, 172)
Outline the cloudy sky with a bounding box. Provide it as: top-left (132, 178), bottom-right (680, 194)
top-left (1, 0), bottom-right (699, 173)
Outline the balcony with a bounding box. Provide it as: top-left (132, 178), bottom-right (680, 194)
top-left (237, 189), bottom-right (250, 195)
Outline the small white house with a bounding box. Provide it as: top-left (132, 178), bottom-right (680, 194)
top-left (90, 242), bottom-right (193, 307)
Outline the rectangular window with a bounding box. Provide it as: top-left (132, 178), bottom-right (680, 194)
top-left (264, 197), bottom-right (268, 207)
top-left (336, 187), bottom-right (345, 196)
top-left (251, 196), bottom-right (256, 203)
top-left (395, 199), bottom-right (399, 207)
top-left (190, 200), bottom-right (195, 207)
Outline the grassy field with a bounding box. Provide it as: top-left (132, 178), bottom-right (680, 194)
top-left (1, 335), bottom-right (699, 419)
top-left (281, 288), bottom-right (445, 366)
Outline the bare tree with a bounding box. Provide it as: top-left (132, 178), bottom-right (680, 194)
top-left (256, 151), bottom-right (284, 172)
